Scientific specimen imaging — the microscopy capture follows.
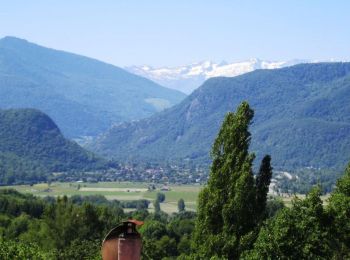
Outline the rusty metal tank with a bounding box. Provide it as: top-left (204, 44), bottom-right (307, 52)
top-left (101, 219), bottom-right (143, 260)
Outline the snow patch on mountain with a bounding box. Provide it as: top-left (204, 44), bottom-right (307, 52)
top-left (125, 59), bottom-right (308, 94)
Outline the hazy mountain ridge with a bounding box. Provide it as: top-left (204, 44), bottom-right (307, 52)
top-left (0, 36), bottom-right (186, 137)
top-left (126, 59), bottom-right (309, 93)
top-left (92, 62), bottom-right (350, 170)
top-left (0, 108), bottom-right (107, 184)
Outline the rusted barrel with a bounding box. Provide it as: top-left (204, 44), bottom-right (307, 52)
top-left (101, 219), bottom-right (144, 260)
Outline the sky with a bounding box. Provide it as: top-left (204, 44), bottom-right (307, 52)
top-left (1, 0), bottom-right (350, 67)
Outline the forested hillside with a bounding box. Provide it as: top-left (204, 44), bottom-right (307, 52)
top-left (92, 62), bottom-right (350, 170)
top-left (0, 36), bottom-right (186, 137)
top-left (0, 109), bottom-right (106, 184)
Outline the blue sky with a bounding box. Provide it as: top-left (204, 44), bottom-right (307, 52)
top-left (1, 0), bottom-right (349, 67)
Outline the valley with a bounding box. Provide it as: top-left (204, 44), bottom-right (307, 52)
top-left (1, 2), bottom-right (349, 259)
top-left (0, 36), bottom-right (186, 138)
top-left (0, 182), bottom-right (200, 213)
top-left (0, 181), bottom-right (330, 214)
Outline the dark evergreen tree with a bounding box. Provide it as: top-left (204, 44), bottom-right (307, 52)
top-left (156, 193), bottom-right (166, 203)
top-left (178, 198), bottom-right (185, 212)
top-left (255, 155), bottom-right (273, 220)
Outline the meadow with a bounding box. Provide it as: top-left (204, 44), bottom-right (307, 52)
top-left (0, 181), bottom-right (330, 213)
top-left (0, 182), bottom-right (201, 213)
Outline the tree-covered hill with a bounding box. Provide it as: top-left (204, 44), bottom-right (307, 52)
top-left (91, 62), bottom-right (350, 170)
top-left (0, 36), bottom-right (186, 138)
top-left (0, 109), bottom-right (106, 184)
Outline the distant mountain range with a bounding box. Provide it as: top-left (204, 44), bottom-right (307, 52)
top-left (91, 62), bottom-right (350, 170)
top-left (0, 109), bottom-right (107, 184)
top-left (0, 36), bottom-right (186, 138)
top-left (126, 59), bottom-right (310, 94)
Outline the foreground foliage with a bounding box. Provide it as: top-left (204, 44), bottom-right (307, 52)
top-left (192, 102), bottom-right (272, 258)
top-left (190, 102), bottom-right (350, 259)
top-left (244, 164), bottom-right (350, 259)
top-left (0, 189), bottom-right (196, 259)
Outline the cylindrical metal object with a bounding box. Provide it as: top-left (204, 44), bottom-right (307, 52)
top-left (118, 236), bottom-right (142, 260)
top-left (102, 220), bottom-right (143, 260)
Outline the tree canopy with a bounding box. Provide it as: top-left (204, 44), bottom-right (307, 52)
top-left (193, 101), bottom-right (272, 259)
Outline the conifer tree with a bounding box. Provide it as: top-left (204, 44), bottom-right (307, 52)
top-left (193, 101), bottom-right (258, 259)
top-left (256, 155), bottom-right (273, 220)
top-left (178, 198), bottom-right (185, 212)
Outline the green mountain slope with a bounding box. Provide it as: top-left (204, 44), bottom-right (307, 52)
top-left (91, 62), bottom-right (350, 170)
top-left (0, 36), bottom-right (186, 137)
top-left (0, 109), bottom-right (106, 184)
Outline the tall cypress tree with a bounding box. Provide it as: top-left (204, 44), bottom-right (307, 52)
top-left (256, 155), bottom-right (273, 220)
top-left (193, 101), bottom-right (258, 259)
top-left (178, 198), bottom-right (185, 212)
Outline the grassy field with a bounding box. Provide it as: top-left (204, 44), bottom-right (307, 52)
top-left (0, 182), bottom-right (330, 213)
top-left (0, 182), bottom-right (201, 213)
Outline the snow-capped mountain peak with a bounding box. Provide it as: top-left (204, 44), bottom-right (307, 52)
top-left (125, 59), bottom-right (307, 94)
